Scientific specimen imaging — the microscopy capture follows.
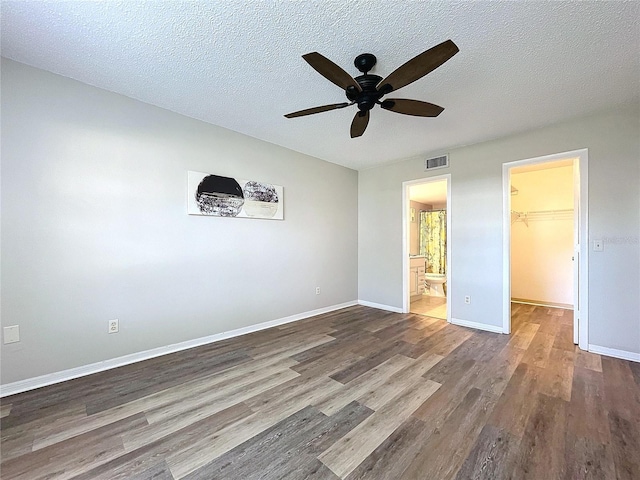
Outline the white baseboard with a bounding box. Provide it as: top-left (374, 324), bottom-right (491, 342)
top-left (0, 300), bottom-right (358, 397)
top-left (588, 344), bottom-right (640, 363)
top-left (451, 317), bottom-right (504, 334)
top-left (511, 298), bottom-right (574, 310)
top-left (357, 300), bottom-right (403, 313)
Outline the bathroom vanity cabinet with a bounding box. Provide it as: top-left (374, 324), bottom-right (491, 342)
top-left (409, 257), bottom-right (426, 299)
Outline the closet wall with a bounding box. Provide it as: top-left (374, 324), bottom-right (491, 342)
top-left (511, 164), bottom-right (574, 306)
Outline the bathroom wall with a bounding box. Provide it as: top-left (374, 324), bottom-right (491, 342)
top-left (409, 200), bottom-right (431, 255)
top-left (511, 165), bottom-right (574, 306)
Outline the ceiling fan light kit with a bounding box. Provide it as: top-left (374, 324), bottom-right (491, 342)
top-left (285, 39), bottom-right (459, 138)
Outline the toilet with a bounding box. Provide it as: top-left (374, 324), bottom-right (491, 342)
top-left (424, 273), bottom-right (446, 297)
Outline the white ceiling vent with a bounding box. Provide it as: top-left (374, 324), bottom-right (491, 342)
top-left (425, 154), bottom-right (449, 171)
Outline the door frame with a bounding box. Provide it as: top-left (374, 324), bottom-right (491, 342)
top-left (402, 174), bottom-right (452, 324)
top-left (501, 149), bottom-right (589, 350)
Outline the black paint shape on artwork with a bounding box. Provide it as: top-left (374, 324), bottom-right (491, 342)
top-left (197, 175), bottom-right (244, 199)
top-left (195, 175), bottom-right (245, 216)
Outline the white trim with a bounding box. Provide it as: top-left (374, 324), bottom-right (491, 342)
top-left (451, 317), bottom-right (504, 334)
top-left (402, 183), bottom-right (409, 312)
top-left (577, 154), bottom-right (589, 350)
top-left (588, 344), bottom-right (640, 363)
top-left (401, 174), bottom-right (451, 326)
top-left (0, 301), bottom-right (357, 397)
top-left (502, 164), bottom-right (512, 334)
top-left (358, 300), bottom-right (403, 313)
top-left (572, 159), bottom-right (579, 344)
top-left (502, 149), bottom-right (589, 344)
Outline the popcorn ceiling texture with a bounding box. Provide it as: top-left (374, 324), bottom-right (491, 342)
top-left (2, 1), bottom-right (638, 169)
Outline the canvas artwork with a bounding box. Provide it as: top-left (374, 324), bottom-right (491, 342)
top-left (187, 171), bottom-right (284, 220)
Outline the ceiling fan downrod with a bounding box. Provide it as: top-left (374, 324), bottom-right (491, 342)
top-left (349, 53), bottom-right (385, 112)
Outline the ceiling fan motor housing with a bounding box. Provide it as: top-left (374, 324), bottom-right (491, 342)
top-left (348, 73), bottom-right (385, 111)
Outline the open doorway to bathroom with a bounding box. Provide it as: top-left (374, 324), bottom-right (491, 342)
top-left (402, 175), bottom-right (451, 322)
top-left (502, 149), bottom-right (588, 350)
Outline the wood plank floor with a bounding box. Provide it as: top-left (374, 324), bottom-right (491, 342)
top-left (1, 304), bottom-right (639, 479)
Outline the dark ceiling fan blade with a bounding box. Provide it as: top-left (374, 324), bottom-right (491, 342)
top-left (377, 39), bottom-right (459, 93)
top-left (380, 99), bottom-right (444, 117)
top-left (284, 102), bottom-right (351, 118)
top-left (350, 110), bottom-right (369, 138)
top-left (302, 52), bottom-right (362, 92)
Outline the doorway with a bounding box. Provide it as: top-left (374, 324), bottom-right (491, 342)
top-left (502, 149), bottom-right (588, 349)
top-left (402, 175), bottom-right (451, 323)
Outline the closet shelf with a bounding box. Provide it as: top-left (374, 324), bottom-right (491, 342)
top-left (510, 208), bottom-right (573, 225)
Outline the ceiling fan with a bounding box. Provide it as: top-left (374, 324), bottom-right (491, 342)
top-left (284, 39), bottom-right (459, 138)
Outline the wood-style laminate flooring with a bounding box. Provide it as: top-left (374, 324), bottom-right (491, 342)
top-left (1, 304), bottom-right (639, 479)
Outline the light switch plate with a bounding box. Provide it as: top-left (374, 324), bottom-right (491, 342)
top-left (3, 325), bottom-right (20, 344)
top-left (593, 239), bottom-right (603, 251)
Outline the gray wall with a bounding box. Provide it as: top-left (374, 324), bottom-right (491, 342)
top-left (1, 59), bottom-right (358, 384)
top-left (359, 103), bottom-right (640, 355)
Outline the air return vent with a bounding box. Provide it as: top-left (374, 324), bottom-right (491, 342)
top-left (424, 154), bottom-right (449, 171)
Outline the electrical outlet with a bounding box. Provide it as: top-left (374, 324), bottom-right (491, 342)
top-left (3, 325), bottom-right (20, 344)
top-left (315, 287), bottom-right (320, 295)
top-left (108, 319), bottom-right (119, 334)
top-left (464, 296), bottom-right (471, 304)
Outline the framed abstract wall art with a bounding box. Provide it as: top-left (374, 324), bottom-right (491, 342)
top-left (187, 171), bottom-right (284, 220)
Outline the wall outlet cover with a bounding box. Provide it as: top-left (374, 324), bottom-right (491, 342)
top-left (108, 319), bottom-right (119, 334)
top-left (3, 325), bottom-right (20, 344)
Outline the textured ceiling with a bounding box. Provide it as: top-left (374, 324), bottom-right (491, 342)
top-left (2, 1), bottom-right (638, 170)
